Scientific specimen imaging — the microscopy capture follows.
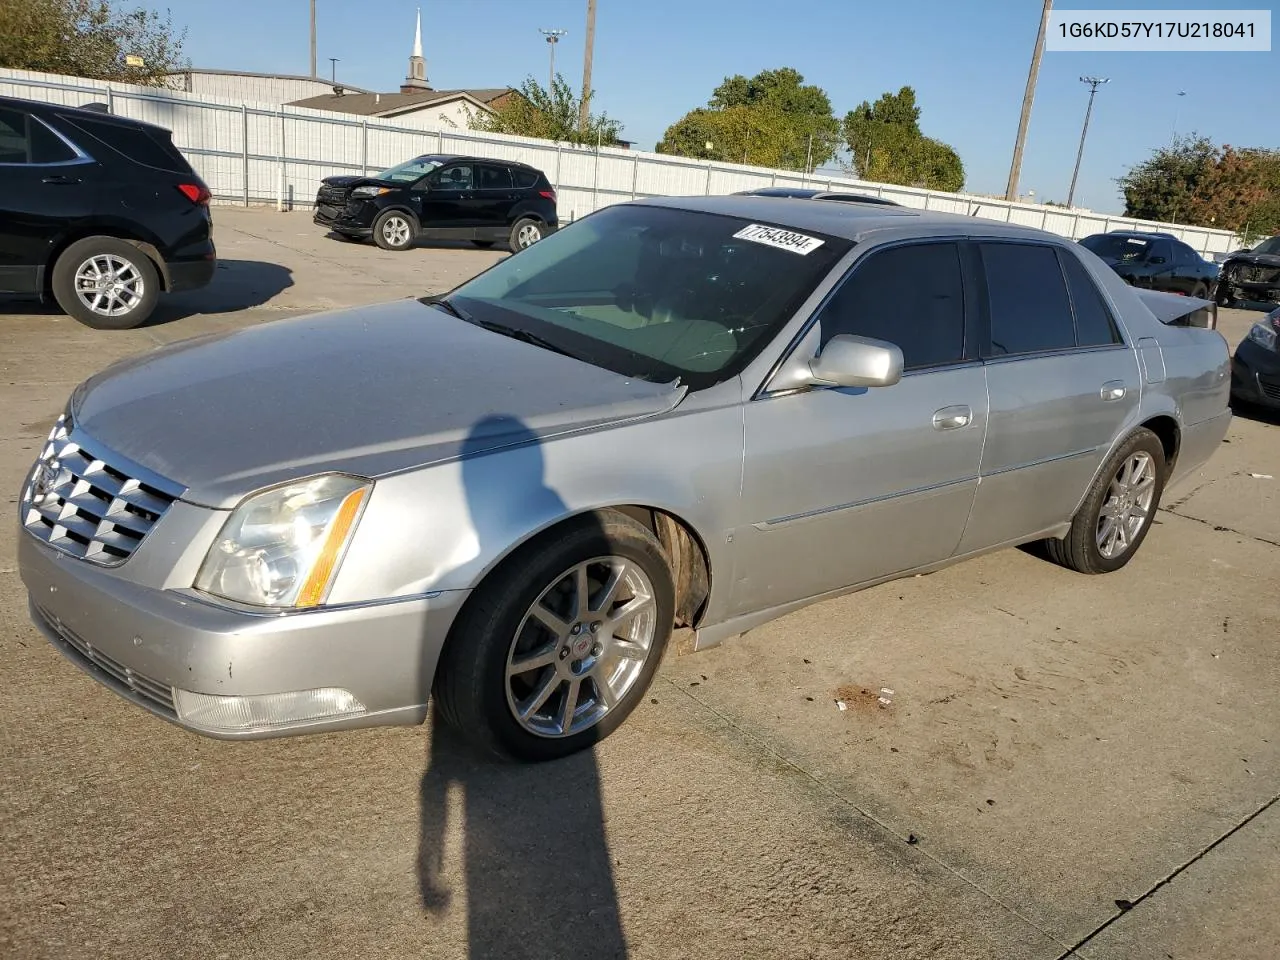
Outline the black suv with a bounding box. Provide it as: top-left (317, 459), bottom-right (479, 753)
top-left (1077, 231), bottom-right (1218, 298)
top-left (1216, 236), bottom-right (1280, 308)
top-left (314, 154), bottom-right (559, 252)
top-left (0, 96), bottom-right (216, 329)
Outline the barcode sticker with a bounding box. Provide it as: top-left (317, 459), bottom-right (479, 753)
top-left (733, 223), bottom-right (825, 255)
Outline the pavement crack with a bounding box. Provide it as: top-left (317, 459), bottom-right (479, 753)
top-left (664, 676), bottom-right (1072, 952)
top-left (1160, 506), bottom-right (1280, 549)
top-left (1053, 791), bottom-right (1280, 959)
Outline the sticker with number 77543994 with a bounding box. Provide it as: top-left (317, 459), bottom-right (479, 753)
top-left (732, 223), bottom-right (825, 255)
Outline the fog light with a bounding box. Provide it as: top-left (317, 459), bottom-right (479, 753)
top-left (173, 687), bottom-right (366, 732)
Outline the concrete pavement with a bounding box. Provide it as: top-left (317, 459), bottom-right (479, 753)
top-left (1, 208), bottom-right (1277, 960)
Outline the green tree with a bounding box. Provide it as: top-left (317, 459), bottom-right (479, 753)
top-left (842, 86), bottom-right (964, 191)
top-left (657, 67), bottom-right (840, 171)
top-left (1118, 136), bottom-right (1279, 236)
top-left (0, 0), bottom-right (186, 85)
top-left (469, 74), bottom-right (622, 147)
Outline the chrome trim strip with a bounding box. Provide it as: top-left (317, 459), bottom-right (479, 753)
top-left (979, 446), bottom-right (1098, 479)
top-left (754, 474), bottom-right (978, 530)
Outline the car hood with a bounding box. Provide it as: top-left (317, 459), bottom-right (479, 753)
top-left (1226, 252), bottom-right (1280, 268)
top-left (320, 175), bottom-right (397, 191)
top-left (70, 300), bottom-right (687, 508)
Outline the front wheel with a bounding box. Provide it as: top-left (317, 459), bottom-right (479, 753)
top-left (372, 210), bottom-right (415, 251)
top-left (1044, 428), bottom-right (1166, 574)
top-left (433, 510), bottom-right (675, 762)
top-left (509, 217), bottom-right (544, 251)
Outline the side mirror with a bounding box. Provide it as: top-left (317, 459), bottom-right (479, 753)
top-left (808, 334), bottom-right (903, 389)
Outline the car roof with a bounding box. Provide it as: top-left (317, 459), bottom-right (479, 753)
top-left (634, 194), bottom-right (1068, 244)
top-left (1104, 230), bottom-right (1181, 242)
top-left (0, 95), bottom-right (174, 135)
top-left (421, 152), bottom-right (539, 171)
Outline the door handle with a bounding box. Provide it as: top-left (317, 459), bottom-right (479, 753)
top-left (932, 405), bottom-right (972, 430)
top-left (42, 175), bottom-right (80, 185)
top-left (1100, 381), bottom-right (1127, 401)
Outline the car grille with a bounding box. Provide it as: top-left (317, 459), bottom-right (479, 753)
top-left (1227, 263), bottom-right (1280, 285)
top-left (21, 415), bottom-right (181, 566)
top-left (35, 604), bottom-right (176, 715)
top-left (317, 185), bottom-right (348, 205)
top-left (1260, 376), bottom-right (1280, 402)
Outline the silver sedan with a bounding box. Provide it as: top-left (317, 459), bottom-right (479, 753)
top-left (18, 196), bottom-right (1232, 761)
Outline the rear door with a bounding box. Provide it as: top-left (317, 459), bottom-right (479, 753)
top-left (957, 241), bottom-right (1139, 553)
top-left (0, 106), bottom-right (100, 294)
top-left (1143, 238), bottom-right (1178, 292)
top-left (473, 163), bottom-right (518, 238)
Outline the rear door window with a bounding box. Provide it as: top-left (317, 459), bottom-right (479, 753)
top-left (58, 115), bottom-right (190, 172)
top-left (980, 242), bottom-right (1077, 356)
top-left (30, 118), bottom-right (78, 163)
top-left (1059, 251), bottom-right (1122, 346)
top-left (478, 164), bottom-right (513, 190)
top-left (512, 168), bottom-right (539, 189)
top-left (0, 107), bottom-right (29, 163)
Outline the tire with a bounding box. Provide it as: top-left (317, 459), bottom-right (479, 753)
top-left (1044, 427), bottom-right (1166, 575)
top-left (509, 217), bottom-right (544, 251)
top-left (50, 237), bottom-right (159, 330)
top-left (433, 509), bottom-right (675, 762)
top-left (471, 240), bottom-right (496, 249)
top-left (1215, 282), bottom-right (1234, 308)
top-left (1191, 281), bottom-right (1209, 299)
top-left (372, 209), bottom-right (416, 251)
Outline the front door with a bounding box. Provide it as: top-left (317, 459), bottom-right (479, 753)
top-left (0, 107), bottom-right (99, 294)
top-left (733, 240), bottom-right (987, 617)
top-left (417, 162), bottom-right (479, 235)
top-left (958, 241), bottom-right (1141, 553)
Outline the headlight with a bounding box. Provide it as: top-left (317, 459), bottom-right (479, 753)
top-left (1247, 320), bottom-right (1278, 352)
top-left (350, 185), bottom-right (390, 198)
top-left (195, 474), bottom-right (371, 608)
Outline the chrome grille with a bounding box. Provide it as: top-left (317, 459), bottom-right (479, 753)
top-left (36, 604), bottom-right (176, 715)
top-left (21, 415), bottom-right (180, 566)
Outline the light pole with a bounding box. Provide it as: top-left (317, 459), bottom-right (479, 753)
top-left (1066, 76), bottom-right (1109, 209)
top-left (1172, 90), bottom-right (1186, 141)
top-left (329, 58), bottom-right (339, 83)
top-left (1005, 0), bottom-right (1053, 201)
top-left (310, 0), bottom-right (317, 78)
top-left (538, 28), bottom-right (566, 93)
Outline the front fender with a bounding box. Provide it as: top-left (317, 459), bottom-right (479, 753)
top-left (327, 402), bottom-right (745, 617)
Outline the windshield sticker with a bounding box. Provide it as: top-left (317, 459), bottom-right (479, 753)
top-left (733, 224), bottom-right (825, 255)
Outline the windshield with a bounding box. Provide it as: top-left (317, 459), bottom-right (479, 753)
top-left (374, 155), bottom-right (442, 183)
top-left (1081, 235), bottom-right (1151, 261)
top-left (439, 204), bottom-right (852, 389)
top-left (1253, 237), bottom-right (1280, 256)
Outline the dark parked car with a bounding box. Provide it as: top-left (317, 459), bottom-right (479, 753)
top-left (314, 154), bottom-right (559, 252)
top-left (0, 96), bottom-right (216, 329)
top-left (1230, 306), bottom-right (1280, 411)
top-left (735, 186), bottom-right (902, 206)
top-left (1077, 231), bottom-right (1218, 298)
top-left (1215, 236), bottom-right (1280, 308)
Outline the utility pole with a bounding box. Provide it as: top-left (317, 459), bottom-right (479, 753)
top-left (579, 0), bottom-right (597, 134)
top-left (1171, 90), bottom-right (1186, 141)
top-left (1066, 76), bottom-right (1109, 209)
top-left (1005, 0), bottom-right (1052, 201)
top-left (539, 28), bottom-right (566, 94)
top-left (309, 0), bottom-right (317, 78)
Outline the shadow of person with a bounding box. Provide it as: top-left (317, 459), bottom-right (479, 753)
top-left (418, 415), bottom-right (628, 960)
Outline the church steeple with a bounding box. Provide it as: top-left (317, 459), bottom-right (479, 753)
top-left (401, 7), bottom-right (430, 93)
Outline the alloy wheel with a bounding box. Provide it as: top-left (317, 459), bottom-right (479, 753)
top-left (74, 254), bottom-right (145, 317)
top-left (1096, 451), bottom-right (1156, 559)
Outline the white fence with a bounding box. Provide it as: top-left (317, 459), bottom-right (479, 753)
top-left (2, 67), bottom-right (1241, 255)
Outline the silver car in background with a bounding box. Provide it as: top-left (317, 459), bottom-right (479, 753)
top-left (18, 196), bottom-right (1232, 761)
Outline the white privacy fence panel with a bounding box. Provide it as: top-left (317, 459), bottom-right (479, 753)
top-left (1, 67), bottom-right (1242, 255)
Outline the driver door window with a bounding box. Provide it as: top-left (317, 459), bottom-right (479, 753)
top-left (434, 164), bottom-right (474, 192)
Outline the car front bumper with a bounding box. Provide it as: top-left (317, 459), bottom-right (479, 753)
top-left (1230, 337), bottom-right (1280, 409)
top-left (18, 531), bottom-right (467, 740)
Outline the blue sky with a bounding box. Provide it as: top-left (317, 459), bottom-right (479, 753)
top-left (160, 0), bottom-right (1277, 214)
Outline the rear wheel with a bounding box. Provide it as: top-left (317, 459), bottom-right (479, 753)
top-left (1191, 281), bottom-right (1209, 299)
top-left (1044, 428), bottom-right (1166, 574)
top-left (51, 237), bottom-right (159, 330)
top-left (510, 217), bottom-right (544, 251)
top-left (433, 510), bottom-right (675, 762)
top-left (372, 210), bottom-right (415, 251)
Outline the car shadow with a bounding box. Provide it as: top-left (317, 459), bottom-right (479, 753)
top-left (416, 415), bottom-right (628, 959)
top-left (323, 231), bottom-right (509, 254)
top-left (1229, 396), bottom-right (1280, 426)
top-left (0, 259), bottom-right (294, 328)
top-left (149, 259), bottom-right (294, 324)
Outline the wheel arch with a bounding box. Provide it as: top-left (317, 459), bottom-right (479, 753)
top-left (45, 225), bottom-right (170, 295)
top-left (1068, 414), bottom-right (1181, 521)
